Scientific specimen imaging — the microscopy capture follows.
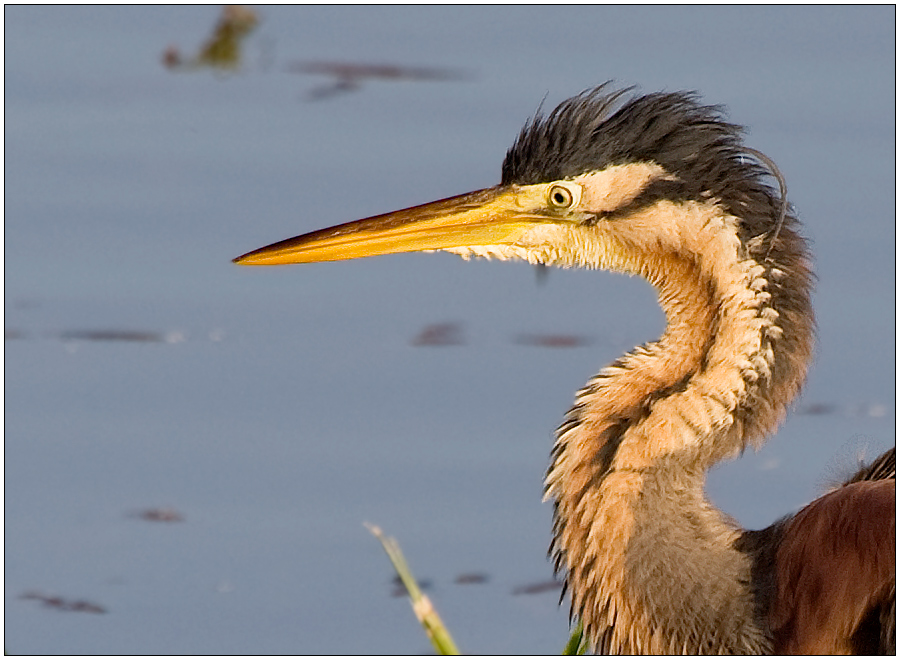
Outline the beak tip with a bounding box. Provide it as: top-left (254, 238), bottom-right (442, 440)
top-left (233, 252), bottom-right (261, 265)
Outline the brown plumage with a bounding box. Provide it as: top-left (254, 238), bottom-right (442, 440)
top-left (738, 451), bottom-right (895, 654)
top-left (772, 479), bottom-right (894, 653)
top-left (234, 84), bottom-right (895, 654)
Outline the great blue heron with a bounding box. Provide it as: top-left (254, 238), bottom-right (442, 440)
top-left (234, 85), bottom-right (895, 654)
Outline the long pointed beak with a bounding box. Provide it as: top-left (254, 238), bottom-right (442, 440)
top-left (233, 186), bottom-right (543, 266)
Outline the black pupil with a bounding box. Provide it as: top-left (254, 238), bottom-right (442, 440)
top-left (553, 190), bottom-right (567, 205)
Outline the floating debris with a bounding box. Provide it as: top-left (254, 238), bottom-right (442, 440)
top-left (796, 402), bottom-right (838, 416)
top-left (453, 572), bottom-right (489, 585)
top-left (511, 579), bottom-right (563, 596)
top-left (163, 5), bottom-right (259, 72)
top-left (411, 322), bottom-right (465, 347)
top-left (58, 329), bottom-right (188, 344)
top-left (8, 328), bottom-right (226, 345)
top-left (19, 591), bottom-right (107, 614)
top-left (795, 402), bottom-right (889, 418)
top-left (287, 60), bottom-right (470, 101)
top-left (60, 329), bottom-right (168, 343)
top-left (390, 574), bottom-right (433, 598)
top-left (129, 507), bottom-right (185, 523)
top-left (514, 333), bottom-right (592, 348)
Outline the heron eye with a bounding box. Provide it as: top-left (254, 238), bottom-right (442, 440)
top-left (549, 184), bottom-right (574, 209)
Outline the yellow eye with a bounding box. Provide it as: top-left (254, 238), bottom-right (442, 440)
top-left (548, 184), bottom-right (575, 209)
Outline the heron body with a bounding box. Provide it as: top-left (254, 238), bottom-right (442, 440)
top-left (235, 85), bottom-right (895, 654)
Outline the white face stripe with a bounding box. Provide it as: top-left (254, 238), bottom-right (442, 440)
top-left (572, 163), bottom-right (672, 215)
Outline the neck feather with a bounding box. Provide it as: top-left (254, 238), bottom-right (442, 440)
top-left (546, 200), bottom-right (814, 653)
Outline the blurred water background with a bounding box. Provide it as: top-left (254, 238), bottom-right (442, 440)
top-left (5, 5), bottom-right (894, 654)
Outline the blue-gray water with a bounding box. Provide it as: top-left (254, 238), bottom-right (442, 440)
top-left (5, 6), bottom-right (894, 654)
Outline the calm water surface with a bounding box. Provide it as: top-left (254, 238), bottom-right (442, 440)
top-left (5, 6), bottom-right (894, 654)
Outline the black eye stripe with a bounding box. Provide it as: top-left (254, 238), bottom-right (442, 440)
top-left (601, 178), bottom-right (693, 220)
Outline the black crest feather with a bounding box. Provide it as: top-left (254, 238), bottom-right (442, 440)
top-left (500, 83), bottom-right (797, 258)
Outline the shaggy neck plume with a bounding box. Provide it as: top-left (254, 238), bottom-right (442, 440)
top-left (546, 197), bottom-right (814, 653)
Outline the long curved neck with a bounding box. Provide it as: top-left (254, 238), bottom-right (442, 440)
top-left (546, 200), bottom-right (814, 653)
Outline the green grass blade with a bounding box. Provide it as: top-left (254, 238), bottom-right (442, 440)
top-left (562, 620), bottom-right (587, 655)
top-left (365, 523), bottom-right (461, 655)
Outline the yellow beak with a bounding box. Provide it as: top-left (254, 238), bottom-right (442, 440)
top-left (233, 186), bottom-right (547, 266)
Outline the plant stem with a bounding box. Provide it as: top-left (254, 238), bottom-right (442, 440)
top-left (365, 523), bottom-right (461, 655)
